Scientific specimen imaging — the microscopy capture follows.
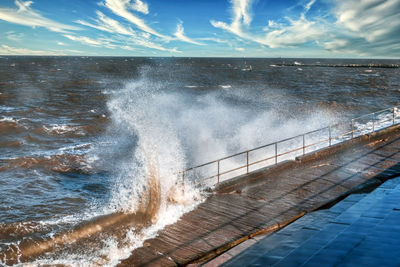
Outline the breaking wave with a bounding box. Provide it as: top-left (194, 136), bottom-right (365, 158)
top-left (0, 66), bottom-right (341, 266)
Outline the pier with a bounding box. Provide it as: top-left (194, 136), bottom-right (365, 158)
top-left (118, 108), bottom-right (400, 267)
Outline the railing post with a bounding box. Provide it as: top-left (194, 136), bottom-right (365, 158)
top-left (302, 134), bottom-right (305, 156)
top-left (275, 142), bottom-right (278, 165)
top-left (329, 126), bottom-right (332, 147)
top-left (351, 119), bottom-right (354, 139)
top-left (246, 151), bottom-right (249, 174)
top-left (372, 112), bottom-right (375, 132)
top-left (217, 160), bottom-right (220, 185)
top-left (182, 171), bottom-right (185, 185)
top-left (393, 107), bottom-right (396, 125)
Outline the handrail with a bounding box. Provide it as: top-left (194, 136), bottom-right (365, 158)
top-left (181, 105), bottom-right (400, 186)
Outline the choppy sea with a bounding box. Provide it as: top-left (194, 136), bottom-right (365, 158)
top-left (0, 56), bottom-right (399, 266)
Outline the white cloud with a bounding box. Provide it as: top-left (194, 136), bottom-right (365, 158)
top-left (198, 37), bottom-right (232, 45)
top-left (211, 0), bottom-right (324, 48)
top-left (267, 20), bottom-right (278, 28)
top-left (258, 14), bottom-right (325, 48)
top-left (304, 0), bottom-right (316, 13)
top-left (120, 45), bottom-right (135, 51)
top-left (334, 0), bottom-right (400, 42)
top-left (0, 44), bottom-right (62, 55)
top-left (63, 49), bottom-right (84, 54)
top-left (76, 11), bottom-right (177, 52)
top-left (57, 41), bottom-right (66, 46)
top-left (257, 0), bottom-right (325, 48)
top-left (324, 39), bottom-right (348, 51)
top-left (6, 31), bottom-right (24, 41)
top-left (235, 47), bottom-right (244, 51)
top-left (102, 0), bottom-right (167, 38)
top-left (64, 34), bottom-right (107, 47)
top-left (76, 11), bottom-right (135, 36)
top-left (173, 21), bottom-right (204, 45)
top-left (210, 0), bottom-right (253, 38)
top-left (327, 0), bottom-right (400, 56)
top-left (131, 0), bottom-right (148, 14)
top-left (0, 0), bottom-right (79, 33)
top-left (65, 31), bottom-right (177, 52)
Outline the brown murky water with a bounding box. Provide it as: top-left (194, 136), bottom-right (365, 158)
top-left (0, 56), bottom-right (399, 265)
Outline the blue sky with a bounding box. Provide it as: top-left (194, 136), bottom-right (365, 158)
top-left (0, 0), bottom-right (399, 57)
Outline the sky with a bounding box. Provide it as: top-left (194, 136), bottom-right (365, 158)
top-left (0, 0), bottom-right (399, 58)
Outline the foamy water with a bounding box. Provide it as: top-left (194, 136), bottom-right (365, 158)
top-left (0, 56), bottom-right (399, 266)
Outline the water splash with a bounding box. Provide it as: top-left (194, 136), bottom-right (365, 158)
top-left (1, 65), bottom-right (342, 266)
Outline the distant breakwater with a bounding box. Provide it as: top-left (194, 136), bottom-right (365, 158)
top-left (275, 63), bottom-right (399, 68)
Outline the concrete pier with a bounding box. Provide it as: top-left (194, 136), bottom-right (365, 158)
top-left (218, 176), bottom-right (400, 266)
top-left (118, 125), bottom-right (400, 267)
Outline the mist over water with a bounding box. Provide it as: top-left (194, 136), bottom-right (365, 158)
top-left (0, 56), bottom-right (399, 265)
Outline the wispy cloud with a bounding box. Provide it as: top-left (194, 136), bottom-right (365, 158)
top-left (198, 37), bottom-right (232, 45)
top-left (6, 31), bottom-right (24, 41)
top-left (257, 0), bottom-right (325, 48)
top-left (64, 34), bottom-right (108, 47)
top-left (76, 11), bottom-right (176, 52)
top-left (258, 13), bottom-right (325, 48)
top-left (76, 11), bottom-right (135, 36)
top-left (327, 0), bottom-right (400, 56)
top-left (0, 0), bottom-right (79, 33)
top-left (131, 0), bottom-right (148, 14)
top-left (334, 0), bottom-right (399, 42)
top-left (304, 0), bottom-right (316, 13)
top-left (173, 21), bottom-right (204, 45)
top-left (132, 38), bottom-right (179, 52)
top-left (0, 44), bottom-right (62, 55)
top-left (210, 0), bottom-right (253, 38)
top-left (101, 0), bottom-right (167, 39)
top-left (211, 0), bottom-right (399, 56)
top-left (211, 0), bottom-right (324, 48)
top-left (65, 34), bottom-right (137, 51)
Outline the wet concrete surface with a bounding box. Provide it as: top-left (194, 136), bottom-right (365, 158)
top-left (219, 177), bottom-right (400, 267)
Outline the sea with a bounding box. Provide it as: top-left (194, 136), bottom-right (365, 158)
top-left (0, 56), bottom-right (399, 266)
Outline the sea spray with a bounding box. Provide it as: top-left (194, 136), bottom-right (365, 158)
top-left (0, 68), bottom-right (204, 266)
top-left (102, 68), bottom-right (199, 216)
top-left (100, 66), bottom-right (340, 188)
top-left (0, 63), bottom-right (343, 266)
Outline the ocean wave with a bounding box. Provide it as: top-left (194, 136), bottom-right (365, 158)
top-left (58, 143), bottom-right (92, 154)
top-left (42, 125), bottom-right (87, 136)
top-left (0, 117), bottom-right (18, 123)
top-left (0, 221), bottom-right (51, 242)
top-left (0, 140), bottom-right (22, 148)
top-left (0, 117), bottom-right (26, 134)
top-left (0, 154), bottom-right (92, 173)
top-left (32, 124), bottom-right (103, 138)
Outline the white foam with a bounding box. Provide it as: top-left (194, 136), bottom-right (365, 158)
top-left (101, 73), bottom-right (202, 214)
top-left (0, 116), bottom-right (18, 122)
top-left (43, 124), bottom-right (86, 135)
top-left (58, 143), bottom-right (92, 154)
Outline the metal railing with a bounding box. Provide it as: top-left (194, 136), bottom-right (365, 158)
top-left (180, 105), bottom-right (400, 186)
